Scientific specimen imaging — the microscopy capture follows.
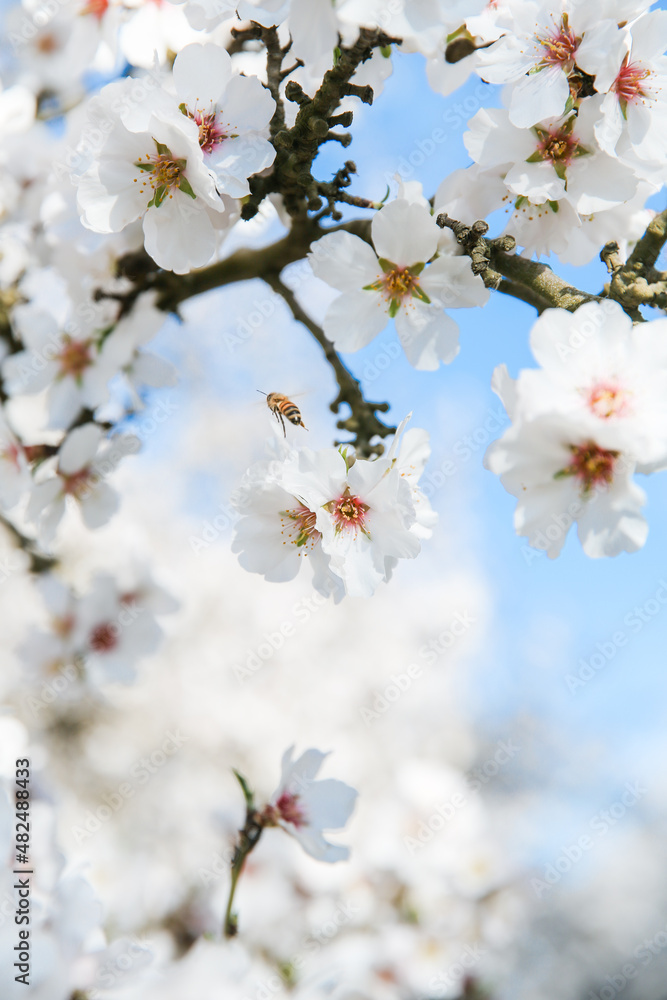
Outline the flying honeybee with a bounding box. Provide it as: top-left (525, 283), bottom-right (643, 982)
top-left (258, 391), bottom-right (308, 436)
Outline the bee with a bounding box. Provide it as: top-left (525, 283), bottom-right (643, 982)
top-left (258, 391), bottom-right (308, 436)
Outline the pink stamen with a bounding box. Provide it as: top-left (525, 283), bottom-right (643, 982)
top-left (328, 492), bottom-right (370, 535)
top-left (585, 382), bottom-right (631, 419)
top-left (613, 55), bottom-right (650, 105)
top-left (275, 791), bottom-right (307, 828)
top-left (537, 17), bottom-right (579, 69)
top-left (185, 108), bottom-right (228, 154)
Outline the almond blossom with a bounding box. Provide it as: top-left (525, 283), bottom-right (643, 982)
top-left (500, 301), bottom-right (667, 469)
top-left (232, 420), bottom-right (434, 599)
top-left (463, 102), bottom-right (638, 215)
top-left (476, 1), bottom-right (631, 128)
top-left (485, 353), bottom-right (650, 559)
top-left (309, 199), bottom-right (489, 370)
top-left (590, 10), bottom-right (667, 164)
top-left (122, 44), bottom-right (277, 201)
top-left (263, 746), bottom-right (358, 862)
top-left (77, 95), bottom-right (229, 274)
top-left (3, 303), bottom-right (128, 428)
top-left (26, 423), bottom-right (139, 543)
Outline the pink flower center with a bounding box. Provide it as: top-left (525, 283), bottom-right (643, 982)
top-left (279, 503), bottom-right (321, 551)
top-left (537, 16), bottom-right (579, 69)
top-left (559, 442), bottom-right (619, 495)
top-left (61, 467), bottom-right (94, 500)
top-left (275, 791), bottom-right (307, 828)
top-left (89, 622), bottom-right (118, 653)
top-left (585, 381), bottom-right (631, 419)
top-left (1, 441), bottom-right (21, 471)
top-left (537, 127), bottom-right (580, 165)
top-left (186, 108), bottom-right (228, 154)
top-left (613, 55), bottom-right (650, 105)
top-left (57, 337), bottom-right (93, 380)
top-left (327, 492), bottom-right (370, 536)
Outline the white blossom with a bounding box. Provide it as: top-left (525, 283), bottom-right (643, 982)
top-left (266, 746), bottom-right (358, 862)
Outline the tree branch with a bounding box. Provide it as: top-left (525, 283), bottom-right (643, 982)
top-left (113, 218), bottom-right (372, 314)
top-left (265, 275), bottom-right (394, 459)
top-left (436, 213), bottom-right (604, 313)
top-left (602, 209), bottom-right (667, 314)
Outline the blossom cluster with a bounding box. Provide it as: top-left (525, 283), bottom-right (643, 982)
top-left (485, 300), bottom-right (667, 558)
top-left (231, 419), bottom-right (436, 599)
top-left (436, 0), bottom-right (667, 262)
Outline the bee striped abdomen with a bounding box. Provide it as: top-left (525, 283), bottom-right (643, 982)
top-left (265, 393), bottom-right (307, 435)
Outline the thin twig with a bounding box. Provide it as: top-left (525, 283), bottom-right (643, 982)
top-left (266, 275), bottom-right (394, 459)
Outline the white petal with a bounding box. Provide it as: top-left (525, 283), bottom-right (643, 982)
top-left (59, 424), bottom-right (103, 474)
top-left (371, 200), bottom-right (438, 266)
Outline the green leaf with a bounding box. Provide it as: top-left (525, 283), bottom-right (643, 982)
top-left (572, 144), bottom-right (591, 158)
top-left (388, 298), bottom-right (400, 318)
top-left (377, 257), bottom-right (397, 273)
top-left (553, 160), bottom-right (567, 181)
top-left (153, 140), bottom-right (171, 156)
top-left (134, 161), bottom-right (154, 172)
top-left (178, 102), bottom-right (188, 116)
top-left (362, 280), bottom-right (384, 292)
top-left (232, 769), bottom-right (255, 809)
top-left (548, 200), bottom-right (560, 213)
top-left (620, 98), bottom-right (628, 121)
top-left (178, 175), bottom-right (197, 200)
top-left (380, 45), bottom-right (391, 58)
top-left (554, 468), bottom-right (573, 480)
top-left (526, 150), bottom-right (544, 163)
top-left (333, 46), bottom-right (341, 66)
top-left (411, 285), bottom-right (431, 304)
top-left (409, 261), bottom-right (426, 276)
top-left (147, 185), bottom-right (168, 209)
top-left (514, 196), bottom-right (527, 209)
top-left (563, 94), bottom-right (575, 115)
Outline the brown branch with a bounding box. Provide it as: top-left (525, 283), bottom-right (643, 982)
top-left (436, 213), bottom-right (603, 313)
top-left (603, 209), bottom-right (667, 314)
top-left (144, 218), bottom-right (371, 313)
top-left (265, 275), bottom-right (394, 459)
